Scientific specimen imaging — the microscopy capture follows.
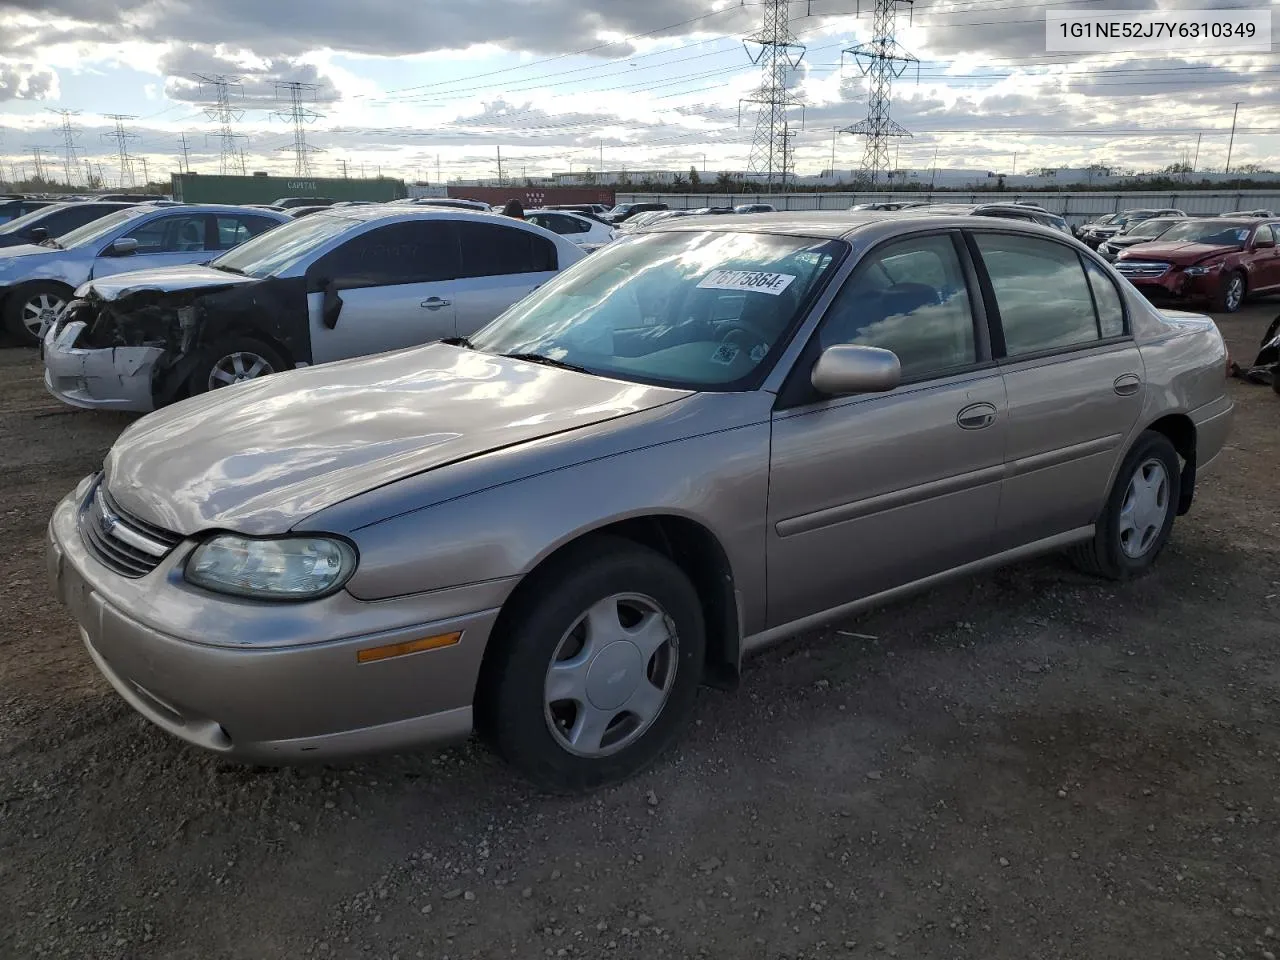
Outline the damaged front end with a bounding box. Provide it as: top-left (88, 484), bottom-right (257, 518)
top-left (43, 275), bottom-right (311, 413)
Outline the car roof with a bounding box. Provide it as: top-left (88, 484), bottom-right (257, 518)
top-left (648, 209), bottom-right (1078, 241)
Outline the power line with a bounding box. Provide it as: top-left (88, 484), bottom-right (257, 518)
top-left (273, 80), bottom-right (324, 176)
top-left (195, 74), bottom-right (248, 176)
top-left (102, 115), bottom-right (139, 188)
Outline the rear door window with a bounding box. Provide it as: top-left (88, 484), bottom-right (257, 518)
top-left (974, 232), bottom-right (1101, 356)
top-left (1082, 257), bottom-right (1127, 338)
top-left (456, 221), bottom-right (558, 277)
top-left (308, 220), bottom-right (460, 289)
top-left (215, 215), bottom-right (280, 249)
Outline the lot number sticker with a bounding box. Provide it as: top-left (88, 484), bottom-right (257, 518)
top-left (697, 270), bottom-right (796, 296)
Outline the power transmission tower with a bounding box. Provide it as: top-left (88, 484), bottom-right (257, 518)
top-left (102, 114), bottom-right (139, 188)
top-left (273, 81), bottom-right (323, 176)
top-left (48, 108), bottom-right (82, 185)
top-left (28, 146), bottom-right (48, 183)
top-left (739, 0), bottom-right (806, 193)
top-left (841, 0), bottom-right (917, 186)
top-left (139, 155), bottom-right (150, 186)
top-left (195, 74), bottom-right (247, 176)
top-left (178, 132), bottom-right (192, 174)
top-left (780, 121), bottom-right (797, 192)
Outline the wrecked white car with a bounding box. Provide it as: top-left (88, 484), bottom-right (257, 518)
top-left (42, 206), bottom-right (585, 412)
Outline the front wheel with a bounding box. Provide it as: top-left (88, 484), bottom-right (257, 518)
top-left (1214, 270), bottom-right (1246, 314)
top-left (479, 537), bottom-right (705, 793)
top-left (3, 282), bottom-right (72, 346)
top-left (1069, 430), bottom-right (1181, 580)
top-left (187, 337), bottom-right (287, 397)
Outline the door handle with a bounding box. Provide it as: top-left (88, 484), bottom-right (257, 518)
top-left (1113, 373), bottom-right (1142, 396)
top-left (421, 297), bottom-right (452, 310)
top-left (956, 402), bottom-right (997, 430)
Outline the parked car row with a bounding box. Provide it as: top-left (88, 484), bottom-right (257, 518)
top-left (44, 207), bottom-right (1234, 792)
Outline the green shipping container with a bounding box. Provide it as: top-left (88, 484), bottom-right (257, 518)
top-left (171, 173), bottom-right (408, 205)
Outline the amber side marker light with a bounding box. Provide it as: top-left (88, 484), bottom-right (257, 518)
top-left (357, 631), bottom-right (462, 664)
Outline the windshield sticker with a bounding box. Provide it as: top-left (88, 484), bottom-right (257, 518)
top-left (710, 342), bottom-right (740, 365)
top-left (697, 269), bottom-right (796, 296)
top-left (749, 343), bottom-right (769, 363)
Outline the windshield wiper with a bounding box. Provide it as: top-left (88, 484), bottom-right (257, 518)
top-left (440, 336), bottom-right (472, 348)
top-left (213, 264), bottom-right (246, 275)
top-left (499, 352), bottom-right (593, 375)
top-left (38, 238), bottom-right (62, 249)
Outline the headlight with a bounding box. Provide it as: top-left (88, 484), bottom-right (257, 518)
top-left (1184, 263), bottom-right (1220, 276)
top-left (185, 534), bottom-right (357, 600)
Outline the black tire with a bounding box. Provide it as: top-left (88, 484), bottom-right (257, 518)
top-left (186, 336), bottom-right (288, 396)
top-left (1213, 270), bottom-right (1246, 314)
top-left (478, 536), bottom-right (706, 793)
top-left (2, 281), bottom-right (73, 346)
top-left (1069, 430), bottom-right (1182, 581)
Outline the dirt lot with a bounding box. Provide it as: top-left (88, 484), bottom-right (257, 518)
top-left (2, 303), bottom-right (1279, 960)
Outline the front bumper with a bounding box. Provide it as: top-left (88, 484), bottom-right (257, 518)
top-left (1121, 269), bottom-right (1219, 304)
top-left (47, 482), bottom-right (506, 761)
top-left (42, 320), bottom-right (162, 413)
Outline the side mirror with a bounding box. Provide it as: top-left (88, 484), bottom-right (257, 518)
top-left (28, 226), bottom-right (48, 242)
top-left (108, 237), bottom-right (138, 256)
top-left (811, 344), bottom-right (901, 396)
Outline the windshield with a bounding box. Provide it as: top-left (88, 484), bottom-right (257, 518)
top-left (607, 204), bottom-right (633, 217)
top-left (209, 213), bottom-right (352, 278)
top-left (1156, 221), bottom-right (1252, 245)
top-left (0, 203), bottom-right (67, 236)
top-left (470, 230), bottom-right (846, 390)
top-left (1126, 218), bottom-right (1179, 239)
top-left (54, 207), bottom-right (145, 249)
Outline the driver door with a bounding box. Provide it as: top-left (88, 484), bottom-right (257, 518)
top-left (91, 213), bottom-right (215, 278)
top-left (766, 231), bottom-right (1006, 627)
top-left (305, 219), bottom-right (461, 364)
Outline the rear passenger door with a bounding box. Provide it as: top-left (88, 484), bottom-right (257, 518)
top-left (452, 220), bottom-right (560, 335)
top-left (304, 219), bottom-right (461, 364)
top-left (969, 230), bottom-right (1144, 550)
top-left (766, 231), bottom-right (1007, 627)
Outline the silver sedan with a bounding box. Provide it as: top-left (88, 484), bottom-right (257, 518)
top-left (48, 211), bottom-right (1233, 792)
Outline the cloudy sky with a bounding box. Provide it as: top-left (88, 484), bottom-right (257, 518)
top-left (0, 0), bottom-right (1276, 187)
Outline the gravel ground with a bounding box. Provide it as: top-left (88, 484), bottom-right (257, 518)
top-left (2, 301), bottom-right (1279, 960)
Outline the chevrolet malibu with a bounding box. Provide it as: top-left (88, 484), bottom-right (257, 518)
top-left (48, 212), bottom-right (1234, 792)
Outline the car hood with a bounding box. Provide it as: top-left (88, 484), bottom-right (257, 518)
top-left (103, 344), bottom-right (691, 536)
top-left (0, 242), bottom-right (56, 264)
top-left (1118, 240), bottom-right (1241, 263)
top-left (78, 264), bottom-right (259, 300)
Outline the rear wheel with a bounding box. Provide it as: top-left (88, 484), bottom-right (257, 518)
top-left (3, 281), bottom-right (72, 346)
top-left (1214, 270), bottom-right (1246, 313)
top-left (1069, 430), bottom-right (1181, 580)
top-left (479, 537), bottom-right (705, 793)
top-left (187, 337), bottom-right (287, 396)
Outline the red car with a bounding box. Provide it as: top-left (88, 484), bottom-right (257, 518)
top-left (1114, 218), bottom-right (1280, 313)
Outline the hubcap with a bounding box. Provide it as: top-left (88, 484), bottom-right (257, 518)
top-left (21, 293), bottom-right (67, 338)
top-left (207, 351), bottom-right (273, 391)
top-left (1118, 458), bottom-right (1170, 559)
top-left (1226, 276), bottom-right (1243, 310)
top-left (543, 593), bottom-right (678, 758)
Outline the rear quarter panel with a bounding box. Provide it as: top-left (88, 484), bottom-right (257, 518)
top-left (1131, 301), bottom-right (1233, 466)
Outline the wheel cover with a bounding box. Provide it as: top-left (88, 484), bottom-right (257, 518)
top-left (207, 351), bottom-right (274, 391)
top-left (1226, 275), bottom-right (1244, 310)
top-left (21, 292), bottom-right (67, 338)
top-left (1118, 458), bottom-right (1170, 559)
top-left (543, 592), bottom-right (678, 758)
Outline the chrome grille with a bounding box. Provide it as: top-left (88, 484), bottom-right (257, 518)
top-left (79, 480), bottom-right (181, 578)
top-left (1115, 260), bottom-right (1171, 278)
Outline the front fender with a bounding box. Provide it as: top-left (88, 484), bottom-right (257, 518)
top-left (334, 422), bottom-right (773, 637)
